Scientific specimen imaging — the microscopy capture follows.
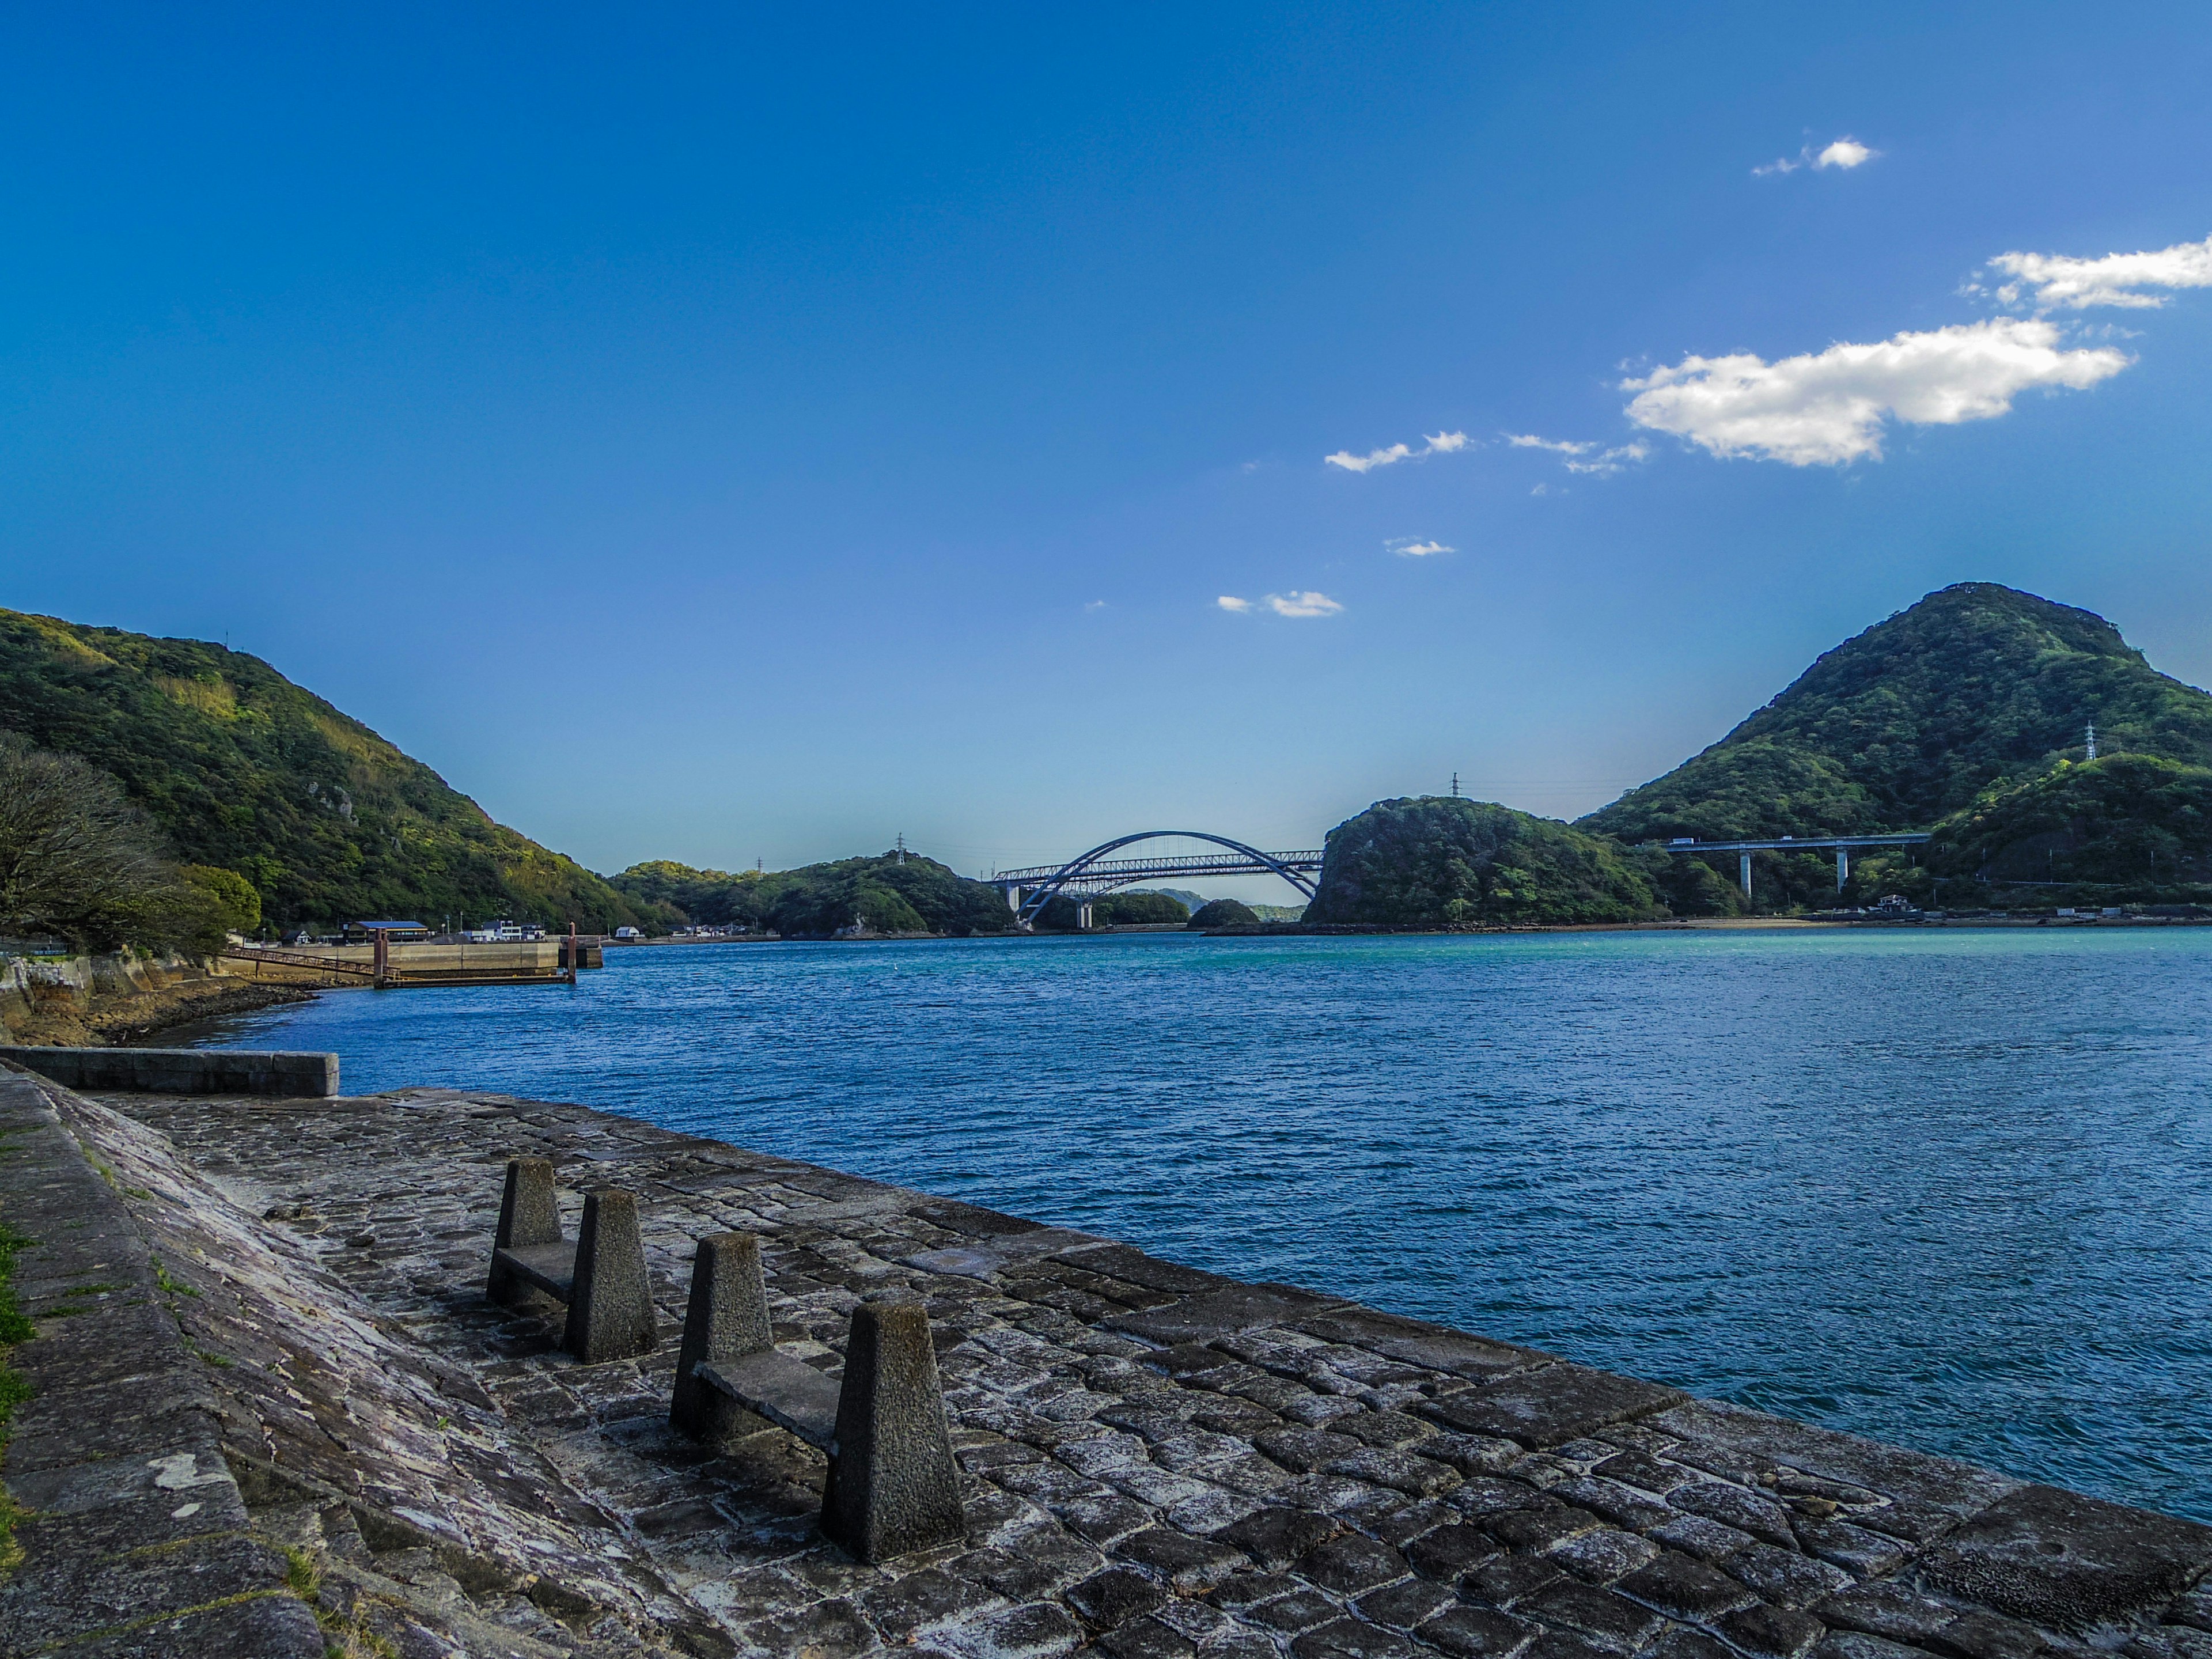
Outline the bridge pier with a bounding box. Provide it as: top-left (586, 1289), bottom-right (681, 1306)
top-left (1006, 885), bottom-right (1022, 914)
top-left (1740, 850), bottom-right (1752, 899)
top-left (1836, 845), bottom-right (1850, 894)
top-left (1076, 903), bottom-right (1093, 930)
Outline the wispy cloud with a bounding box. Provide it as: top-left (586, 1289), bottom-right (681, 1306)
top-left (1622, 318), bottom-right (2128, 466)
top-left (1084, 600), bottom-right (1108, 612)
top-left (1503, 433), bottom-right (1650, 476)
top-left (1755, 135), bottom-right (1879, 176)
top-left (1324, 430), bottom-right (1471, 473)
top-left (1387, 538), bottom-right (1453, 557)
top-left (1984, 233), bottom-right (2212, 311)
top-left (1218, 591), bottom-right (1343, 618)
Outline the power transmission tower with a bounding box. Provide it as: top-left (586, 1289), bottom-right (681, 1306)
top-left (1450, 772), bottom-right (1460, 798)
top-left (2085, 722), bottom-right (2097, 761)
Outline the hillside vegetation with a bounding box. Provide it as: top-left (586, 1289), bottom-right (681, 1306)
top-left (608, 854), bottom-right (1012, 937)
top-left (1911, 755), bottom-right (2212, 898)
top-left (1584, 584), bottom-right (2212, 843)
top-left (1306, 797), bottom-right (1665, 926)
top-left (0, 609), bottom-right (647, 933)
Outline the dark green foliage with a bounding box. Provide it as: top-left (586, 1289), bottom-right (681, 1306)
top-left (0, 609), bottom-right (650, 933)
top-left (1034, 893), bottom-right (1083, 931)
top-left (1922, 755), bottom-right (2212, 892)
top-left (610, 851), bottom-right (1010, 937)
top-left (1628, 846), bottom-right (1747, 918)
top-left (1585, 584), bottom-right (2212, 842)
top-left (1308, 797), bottom-right (1665, 926)
top-left (180, 865), bottom-right (261, 934)
top-left (607, 859), bottom-right (758, 927)
top-left (0, 736), bottom-right (225, 950)
top-left (1187, 897), bottom-right (1259, 929)
top-left (1093, 892), bottom-right (1189, 924)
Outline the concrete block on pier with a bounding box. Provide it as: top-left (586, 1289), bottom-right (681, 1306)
top-left (563, 1188), bottom-right (658, 1363)
top-left (821, 1290), bottom-right (965, 1563)
top-left (486, 1156), bottom-right (560, 1306)
top-left (672, 1231), bottom-right (775, 1440)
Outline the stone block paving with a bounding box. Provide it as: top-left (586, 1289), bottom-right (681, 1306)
top-left (42, 1082), bottom-right (2212, 1659)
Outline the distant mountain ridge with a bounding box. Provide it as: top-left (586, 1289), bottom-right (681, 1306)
top-left (0, 609), bottom-right (647, 933)
top-left (1582, 583), bottom-right (2212, 843)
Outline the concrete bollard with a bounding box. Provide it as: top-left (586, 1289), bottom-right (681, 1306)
top-left (487, 1157), bottom-right (560, 1305)
top-left (820, 1291), bottom-right (965, 1563)
top-left (564, 1189), bottom-right (658, 1363)
top-left (671, 1232), bottom-right (774, 1440)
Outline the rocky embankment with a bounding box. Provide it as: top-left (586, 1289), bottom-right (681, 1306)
top-left (2, 1063), bottom-right (2209, 1657)
top-left (0, 950), bottom-right (312, 1047)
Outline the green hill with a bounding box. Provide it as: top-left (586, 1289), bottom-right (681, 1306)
top-left (1583, 584), bottom-right (2212, 843)
top-left (1306, 796), bottom-right (1665, 926)
top-left (1911, 753), bottom-right (2212, 900)
top-left (0, 608), bottom-right (649, 934)
top-left (608, 853), bottom-right (1012, 937)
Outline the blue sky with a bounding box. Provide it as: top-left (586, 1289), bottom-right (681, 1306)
top-left (7, 4), bottom-right (2211, 900)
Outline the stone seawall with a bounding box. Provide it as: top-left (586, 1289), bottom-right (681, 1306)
top-left (1, 1066), bottom-right (2207, 1658)
top-left (0, 1044), bottom-right (338, 1097)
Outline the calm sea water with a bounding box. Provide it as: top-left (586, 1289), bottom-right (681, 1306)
top-left (190, 928), bottom-right (2212, 1520)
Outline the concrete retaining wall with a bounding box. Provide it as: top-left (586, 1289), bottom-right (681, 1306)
top-left (0, 1045), bottom-right (338, 1096)
top-left (0, 1066), bottom-right (325, 1653)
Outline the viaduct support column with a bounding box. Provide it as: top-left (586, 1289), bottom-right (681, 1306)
top-left (1836, 846), bottom-right (1850, 894)
top-left (1739, 851), bottom-right (1753, 900)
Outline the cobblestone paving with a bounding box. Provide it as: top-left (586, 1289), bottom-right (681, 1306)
top-left (71, 1085), bottom-right (2212, 1659)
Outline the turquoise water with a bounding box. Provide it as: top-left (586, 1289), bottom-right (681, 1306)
top-left (198, 928), bottom-right (2212, 1520)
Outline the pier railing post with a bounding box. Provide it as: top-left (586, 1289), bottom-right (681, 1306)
top-left (821, 1291), bottom-right (964, 1563)
top-left (487, 1157), bottom-right (559, 1305)
top-left (672, 1232), bottom-right (774, 1438)
top-left (564, 1190), bottom-right (658, 1363)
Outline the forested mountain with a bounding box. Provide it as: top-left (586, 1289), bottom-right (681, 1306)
top-left (1583, 584), bottom-right (2212, 843)
top-left (0, 609), bottom-right (647, 933)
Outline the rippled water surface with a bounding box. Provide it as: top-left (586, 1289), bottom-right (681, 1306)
top-left (197, 927), bottom-right (2212, 1518)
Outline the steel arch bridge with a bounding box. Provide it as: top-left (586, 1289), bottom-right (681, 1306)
top-left (987, 832), bottom-right (1322, 928)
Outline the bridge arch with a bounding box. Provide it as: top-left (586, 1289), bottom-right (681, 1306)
top-left (1003, 831), bottom-right (1319, 928)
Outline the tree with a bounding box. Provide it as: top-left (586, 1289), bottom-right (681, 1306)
top-left (181, 865), bottom-right (262, 935)
top-left (0, 738), bottom-right (220, 950)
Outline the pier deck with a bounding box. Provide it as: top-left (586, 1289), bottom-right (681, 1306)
top-left (3, 1066), bottom-right (2206, 1657)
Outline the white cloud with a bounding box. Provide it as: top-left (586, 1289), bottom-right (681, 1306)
top-left (1756, 136), bottom-right (1880, 176)
top-left (1987, 234), bottom-right (2212, 311)
top-left (1503, 433), bottom-right (1649, 475)
top-left (1084, 600), bottom-right (1107, 611)
top-left (1218, 590), bottom-right (1343, 617)
top-left (1814, 138), bottom-right (1875, 170)
top-left (1566, 441), bottom-right (1650, 476)
top-left (1324, 430), bottom-right (1471, 472)
top-left (1621, 317), bottom-right (2128, 465)
top-left (1387, 538), bottom-right (1453, 556)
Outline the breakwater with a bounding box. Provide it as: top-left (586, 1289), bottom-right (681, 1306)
top-left (3, 1060), bottom-right (2208, 1658)
top-left (201, 926), bottom-right (2212, 1521)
